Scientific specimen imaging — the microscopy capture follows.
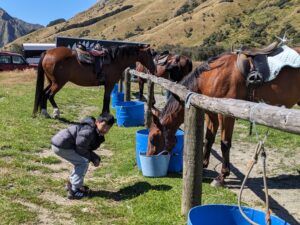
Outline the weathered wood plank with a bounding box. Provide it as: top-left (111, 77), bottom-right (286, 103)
top-left (145, 79), bottom-right (154, 128)
top-left (181, 104), bottom-right (204, 215)
top-left (124, 68), bottom-right (131, 101)
top-left (129, 69), bottom-right (300, 135)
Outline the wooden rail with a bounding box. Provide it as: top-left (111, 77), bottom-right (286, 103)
top-left (124, 68), bottom-right (300, 216)
top-left (127, 69), bottom-right (300, 135)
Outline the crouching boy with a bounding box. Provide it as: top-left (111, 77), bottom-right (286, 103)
top-left (51, 113), bottom-right (115, 199)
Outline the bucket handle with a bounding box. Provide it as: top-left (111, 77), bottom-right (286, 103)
top-left (157, 150), bottom-right (169, 156)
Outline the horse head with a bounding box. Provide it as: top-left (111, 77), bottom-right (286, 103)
top-left (137, 45), bottom-right (156, 75)
top-left (147, 111), bottom-right (177, 156)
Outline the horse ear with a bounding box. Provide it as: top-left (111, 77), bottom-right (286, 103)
top-left (139, 44), bottom-right (150, 50)
top-left (151, 113), bottom-right (161, 127)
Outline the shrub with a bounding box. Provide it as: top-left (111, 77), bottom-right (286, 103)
top-left (10, 43), bottom-right (23, 54)
top-left (174, 0), bottom-right (199, 17)
top-left (46, 18), bottom-right (66, 27)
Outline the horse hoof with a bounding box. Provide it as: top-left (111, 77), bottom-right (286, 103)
top-left (52, 108), bottom-right (60, 119)
top-left (41, 109), bottom-right (51, 118)
top-left (210, 178), bottom-right (225, 187)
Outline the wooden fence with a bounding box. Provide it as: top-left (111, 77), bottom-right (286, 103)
top-left (121, 68), bottom-right (300, 215)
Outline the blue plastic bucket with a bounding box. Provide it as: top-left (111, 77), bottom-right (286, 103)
top-left (111, 84), bottom-right (119, 95)
top-left (140, 151), bottom-right (170, 177)
top-left (187, 205), bottom-right (290, 225)
top-left (115, 101), bottom-right (144, 127)
top-left (111, 92), bottom-right (124, 108)
top-left (135, 129), bottom-right (184, 173)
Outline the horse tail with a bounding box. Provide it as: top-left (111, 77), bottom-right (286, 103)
top-left (32, 52), bottom-right (46, 117)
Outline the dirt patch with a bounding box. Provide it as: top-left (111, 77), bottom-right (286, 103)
top-left (15, 200), bottom-right (74, 225)
top-left (206, 141), bottom-right (300, 224)
top-left (40, 191), bottom-right (91, 207)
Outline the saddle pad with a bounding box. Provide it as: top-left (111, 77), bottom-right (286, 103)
top-left (266, 45), bottom-right (300, 81)
top-left (76, 48), bottom-right (94, 64)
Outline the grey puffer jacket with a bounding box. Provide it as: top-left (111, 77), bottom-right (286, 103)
top-left (51, 117), bottom-right (104, 162)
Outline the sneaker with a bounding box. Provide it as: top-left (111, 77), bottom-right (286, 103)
top-left (67, 188), bottom-right (90, 200)
top-left (65, 181), bottom-right (90, 193)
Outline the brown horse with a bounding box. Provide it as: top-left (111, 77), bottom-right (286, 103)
top-left (32, 44), bottom-right (155, 118)
top-left (136, 53), bottom-right (192, 101)
top-left (147, 46), bottom-right (300, 186)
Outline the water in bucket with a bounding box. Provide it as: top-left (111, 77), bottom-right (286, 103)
top-left (187, 205), bottom-right (290, 225)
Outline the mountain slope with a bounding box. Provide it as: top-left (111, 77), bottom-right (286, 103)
top-left (3, 0), bottom-right (300, 50)
top-left (0, 8), bottom-right (43, 47)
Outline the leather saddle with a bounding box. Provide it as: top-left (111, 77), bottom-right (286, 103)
top-left (75, 43), bottom-right (110, 83)
top-left (75, 43), bottom-right (108, 64)
top-left (236, 41), bottom-right (280, 87)
top-left (154, 50), bottom-right (170, 66)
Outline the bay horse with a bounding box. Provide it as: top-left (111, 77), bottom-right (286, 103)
top-left (135, 53), bottom-right (192, 101)
top-left (32, 44), bottom-right (155, 118)
top-left (147, 45), bottom-right (300, 186)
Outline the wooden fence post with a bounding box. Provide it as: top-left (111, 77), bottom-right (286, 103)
top-left (145, 79), bottom-right (154, 128)
top-left (181, 103), bottom-right (204, 215)
top-left (118, 75), bottom-right (123, 93)
top-left (124, 68), bottom-right (131, 101)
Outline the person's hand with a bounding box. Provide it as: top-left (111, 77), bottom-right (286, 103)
top-left (93, 158), bottom-right (100, 167)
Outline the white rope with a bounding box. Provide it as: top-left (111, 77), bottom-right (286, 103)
top-left (185, 92), bottom-right (197, 109)
top-left (238, 130), bottom-right (271, 225)
top-left (249, 102), bottom-right (264, 123)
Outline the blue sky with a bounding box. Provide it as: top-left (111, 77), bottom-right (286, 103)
top-left (0, 0), bottom-right (98, 26)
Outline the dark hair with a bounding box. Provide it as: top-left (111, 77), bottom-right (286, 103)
top-left (97, 113), bottom-right (115, 126)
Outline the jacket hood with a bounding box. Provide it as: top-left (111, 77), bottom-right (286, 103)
top-left (80, 117), bottom-right (96, 127)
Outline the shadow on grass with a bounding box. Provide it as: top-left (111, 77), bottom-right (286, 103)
top-left (57, 117), bottom-right (80, 125)
top-left (89, 181), bottom-right (172, 201)
top-left (165, 172), bottom-right (213, 184)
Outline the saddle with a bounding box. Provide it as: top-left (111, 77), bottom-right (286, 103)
top-left (236, 41), bottom-right (281, 88)
top-left (75, 43), bottom-right (110, 83)
top-left (154, 50), bottom-right (170, 65)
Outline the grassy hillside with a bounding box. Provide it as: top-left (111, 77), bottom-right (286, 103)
top-left (3, 0), bottom-right (300, 51)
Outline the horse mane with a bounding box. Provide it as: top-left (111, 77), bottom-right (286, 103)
top-left (160, 61), bottom-right (210, 118)
top-left (109, 45), bottom-right (140, 60)
top-left (160, 52), bottom-right (233, 118)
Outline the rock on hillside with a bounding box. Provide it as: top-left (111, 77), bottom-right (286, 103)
top-left (0, 8), bottom-right (43, 47)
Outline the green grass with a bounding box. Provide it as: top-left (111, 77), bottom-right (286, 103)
top-left (3, 71), bottom-right (298, 224)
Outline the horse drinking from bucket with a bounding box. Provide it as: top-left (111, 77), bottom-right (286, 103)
top-left (136, 51), bottom-right (192, 101)
top-left (147, 42), bottom-right (300, 186)
top-left (32, 44), bottom-right (155, 118)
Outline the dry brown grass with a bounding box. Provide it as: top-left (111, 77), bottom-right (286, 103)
top-left (4, 0), bottom-right (262, 49)
top-left (0, 69), bottom-right (36, 85)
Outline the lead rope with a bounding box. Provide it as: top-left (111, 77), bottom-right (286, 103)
top-left (238, 125), bottom-right (271, 225)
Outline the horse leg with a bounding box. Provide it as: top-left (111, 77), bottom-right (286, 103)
top-left (211, 115), bottom-right (235, 187)
top-left (102, 83), bottom-right (114, 113)
top-left (49, 82), bottom-right (65, 119)
top-left (49, 93), bottom-right (60, 119)
top-left (203, 113), bottom-right (219, 168)
top-left (40, 84), bottom-right (51, 118)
